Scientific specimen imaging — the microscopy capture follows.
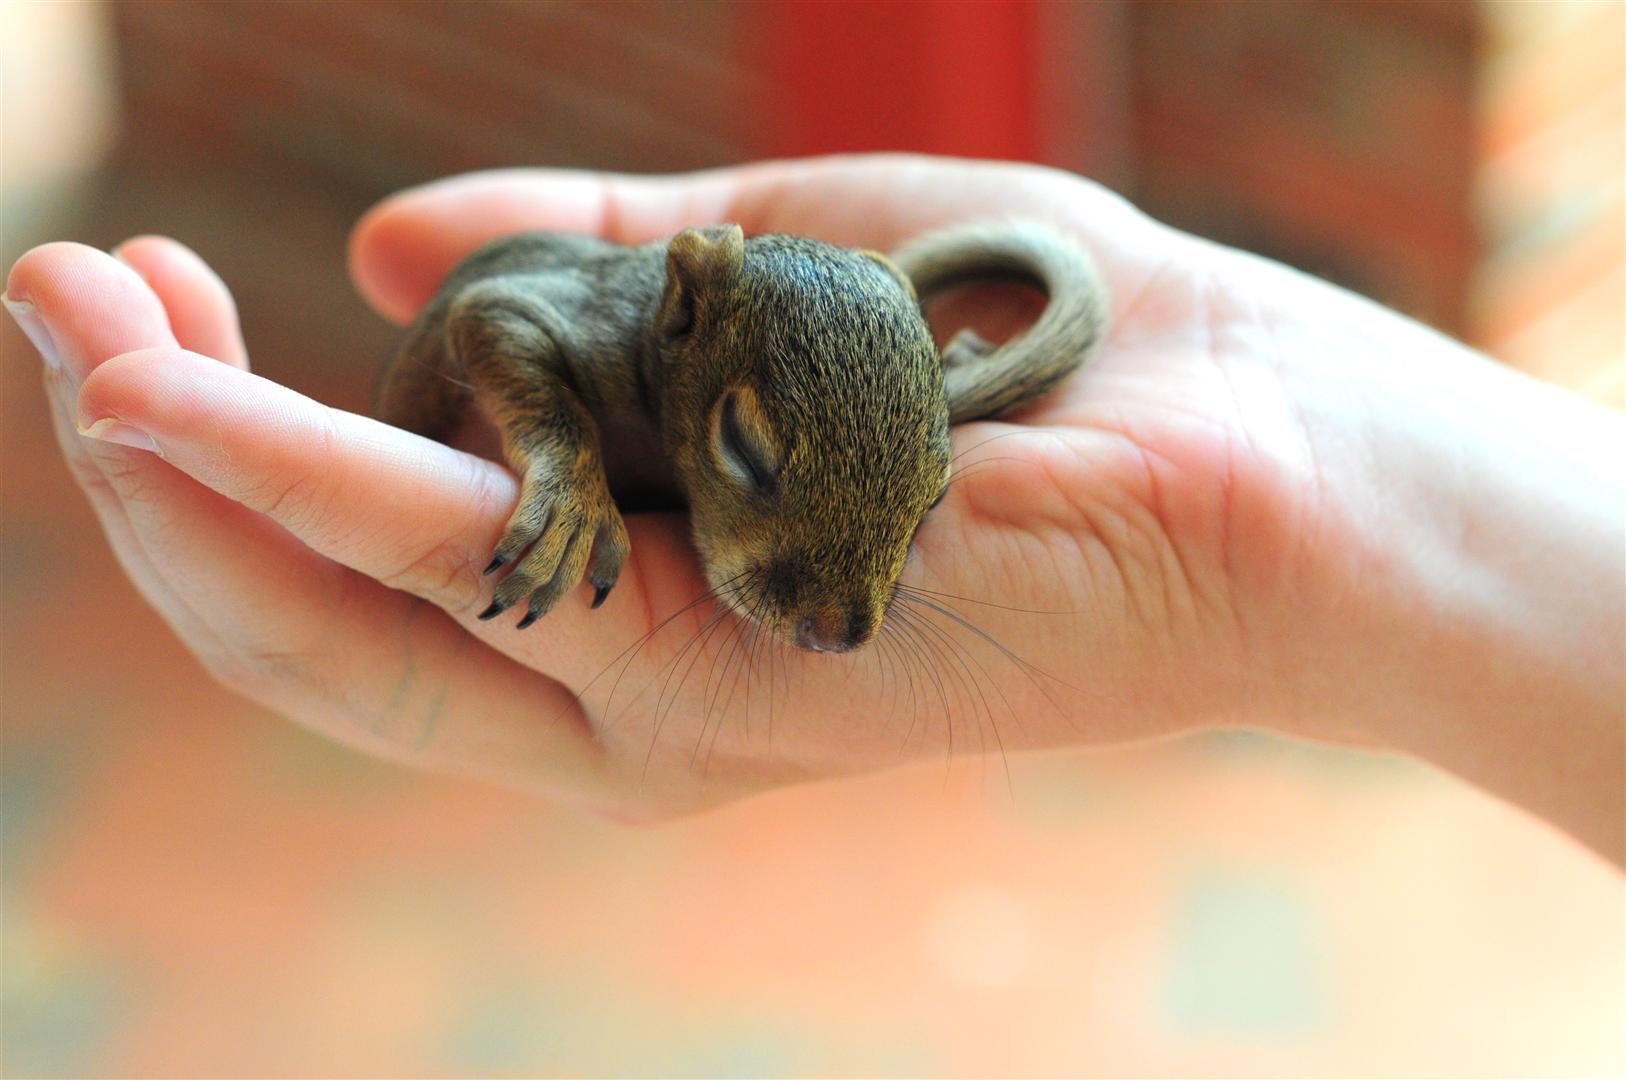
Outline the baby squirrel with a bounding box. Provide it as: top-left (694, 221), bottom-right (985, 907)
top-left (376, 221), bottom-right (1106, 652)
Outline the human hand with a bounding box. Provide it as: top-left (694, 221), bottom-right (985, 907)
top-left (11, 155), bottom-right (1621, 846)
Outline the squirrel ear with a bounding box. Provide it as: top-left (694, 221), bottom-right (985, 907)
top-left (859, 249), bottom-right (917, 301)
top-left (658, 224), bottom-right (745, 345)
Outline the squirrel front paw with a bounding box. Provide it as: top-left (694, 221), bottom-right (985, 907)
top-left (478, 465), bottom-right (631, 629)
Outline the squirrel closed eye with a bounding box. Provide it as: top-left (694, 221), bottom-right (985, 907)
top-left (374, 219), bottom-right (1107, 650)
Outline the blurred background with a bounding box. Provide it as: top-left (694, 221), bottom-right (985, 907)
top-left (2, 1), bottom-right (1622, 1076)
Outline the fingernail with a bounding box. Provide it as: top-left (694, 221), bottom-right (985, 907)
top-left (2, 292), bottom-right (63, 372)
top-left (78, 417), bottom-right (160, 454)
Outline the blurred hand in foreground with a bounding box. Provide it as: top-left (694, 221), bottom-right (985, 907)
top-left (8, 155), bottom-right (1621, 859)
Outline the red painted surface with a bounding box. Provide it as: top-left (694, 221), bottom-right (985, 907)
top-left (750, 0), bottom-right (1041, 161)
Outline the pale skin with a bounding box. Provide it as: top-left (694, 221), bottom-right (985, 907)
top-left (6, 155), bottom-right (1621, 863)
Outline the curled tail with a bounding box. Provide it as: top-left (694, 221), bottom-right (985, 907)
top-left (890, 220), bottom-right (1108, 424)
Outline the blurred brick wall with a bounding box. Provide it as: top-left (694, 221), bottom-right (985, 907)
top-left (108, 1), bottom-right (1128, 190)
top-left (1125, 1), bottom-right (1481, 332)
top-left (102, 2), bottom-right (1486, 329)
top-left (100, 0), bottom-right (1620, 399)
top-left (111, 0), bottom-right (760, 193)
top-left (98, 0), bottom-right (776, 410)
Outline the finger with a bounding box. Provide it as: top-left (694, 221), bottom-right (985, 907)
top-left (61, 361), bottom-right (611, 799)
top-left (11, 241), bottom-right (237, 652)
top-left (112, 235), bottom-right (250, 369)
top-left (348, 154), bottom-right (1166, 326)
top-left (15, 246), bottom-right (614, 804)
top-left (6, 240), bottom-right (178, 383)
top-left (43, 362), bottom-right (231, 659)
top-left (7, 231), bottom-right (690, 698)
top-left (76, 347), bottom-right (707, 684)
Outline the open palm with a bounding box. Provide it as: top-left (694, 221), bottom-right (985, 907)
top-left (15, 155), bottom-right (1349, 817)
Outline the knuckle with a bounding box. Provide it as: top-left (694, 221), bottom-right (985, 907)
top-left (234, 412), bottom-right (345, 528)
top-left (202, 634), bottom-right (347, 712)
top-left (384, 445), bottom-right (515, 612)
top-left (94, 449), bottom-right (168, 500)
top-left (380, 535), bottom-right (484, 611)
top-left (61, 442), bottom-right (117, 499)
top-left (247, 469), bottom-right (333, 536)
top-left (198, 645), bottom-right (289, 702)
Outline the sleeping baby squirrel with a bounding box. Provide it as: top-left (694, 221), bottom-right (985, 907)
top-left (375, 221), bottom-right (1107, 653)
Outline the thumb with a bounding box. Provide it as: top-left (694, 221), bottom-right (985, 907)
top-left (347, 167), bottom-right (741, 325)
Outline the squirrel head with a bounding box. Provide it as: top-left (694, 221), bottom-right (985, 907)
top-left (656, 225), bottom-right (950, 653)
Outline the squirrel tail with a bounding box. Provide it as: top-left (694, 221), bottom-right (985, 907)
top-left (891, 220), bottom-right (1108, 425)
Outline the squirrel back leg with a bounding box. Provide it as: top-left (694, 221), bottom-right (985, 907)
top-left (375, 301), bottom-right (472, 444)
top-left (448, 280), bottom-right (631, 627)
top-left (941, 327), bottom-right (997, 369)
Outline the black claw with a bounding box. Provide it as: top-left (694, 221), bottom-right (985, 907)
top-left (591, 583), bottom-right (613, 609)
top-left (478, 600), bottom-right (507, 621)
top-left (516, 610), bottom-right (540, 630)
top-left (484, 553), bottom-right (509, 576)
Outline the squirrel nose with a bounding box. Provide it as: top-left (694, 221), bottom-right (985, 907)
top-left (793, 611), bottom-right (866, 653)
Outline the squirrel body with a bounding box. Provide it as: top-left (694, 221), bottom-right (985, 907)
top-left (377, 221), bottom-right (1107, 651)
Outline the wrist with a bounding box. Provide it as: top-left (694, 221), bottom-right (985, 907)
top-left (1270, 285), bottom-right (1624, 860)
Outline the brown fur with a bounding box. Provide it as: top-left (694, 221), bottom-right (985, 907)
top-left (376, 221), bottom-right (1106, 649)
